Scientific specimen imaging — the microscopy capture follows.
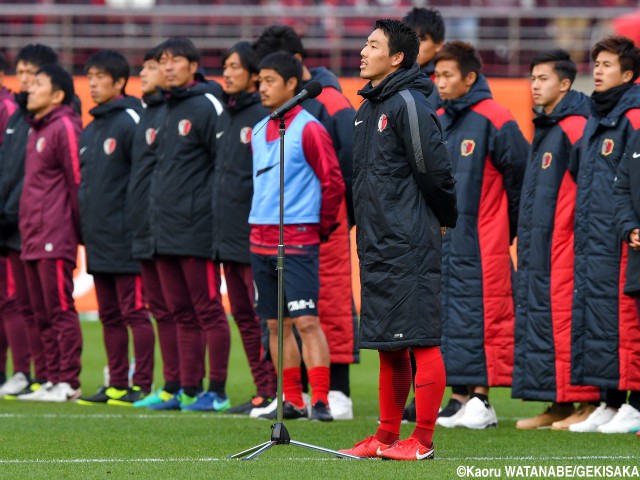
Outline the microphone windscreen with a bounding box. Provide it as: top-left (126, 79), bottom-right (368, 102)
top-left (305, 81), bottom-right (323, 99)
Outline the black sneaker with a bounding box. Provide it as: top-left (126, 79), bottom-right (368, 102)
top-left (402, 397), bottom-right (416, 423)
top-left (107, 386), bottom-right (148, 407)
top-left (226, 395), bottom-right (274, 415)
top-left (439, 398), bottom-right (464, 418)
top-left (259, 401), bottom-right (308, 420)
top-left (77, 386), bottom-right (128, 406)
top-left (310, 400), bottom-right (333, 422)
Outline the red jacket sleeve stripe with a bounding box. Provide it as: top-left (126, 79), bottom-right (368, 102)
top-left (61, 115), bottom-right (81, 185)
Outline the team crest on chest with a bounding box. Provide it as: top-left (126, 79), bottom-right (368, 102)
top-left (145, 128), bottom-right (156, 145)
top-left (103, 138), bottom-right (117, 155)
top-left (601, 138), bottom-right (614, 156)
top-left (240, 126), bottom-right (252, 144)
top-left (178, 119), bottom-right (192, 136)
top-left (36, 137), bottom-right (46, 153)
top-left (461, 139), bottom-right (475, 157)
top-left (541, 152), bottom-right (553, 169)
top-left (377, 114), bottom-right (388, 132)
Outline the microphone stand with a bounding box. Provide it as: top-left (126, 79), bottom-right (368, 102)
top-left (228, 114), bottom-right (360, 461)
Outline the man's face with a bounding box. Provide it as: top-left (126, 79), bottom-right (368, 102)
top-left (258, 68), bottom-right (296, 111)
top-left (27, 72), bottom-right (59, 118)
top-left (434, 59), bottom-right (473, 100)
top-left (417, 34), bottom-right (442, 68)
top-left (360, 28), bottom-right (402, 87)
top-left (593, 51), bottom-right (633, 93)
top-left (159, 52), bottom-right (197, 88)
top-left (531, 62), bottom-right (567, 113)
top-left (87, 66), bottom-right (123, 105)
top-left (140, 59), bottom-right (165, 95)
top-left (16, 60), bottom-right (39, 92)
top-left (223, 52), bottom-right (257, 95)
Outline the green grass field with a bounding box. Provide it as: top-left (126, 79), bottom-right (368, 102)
top-left (0, 319), bottom-right (638, 479)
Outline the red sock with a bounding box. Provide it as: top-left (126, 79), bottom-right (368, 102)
top-left (307, 366), bottom-right (330, 405)
top-left (410, 346), bottom-right (446, 447)
top-left (282, 367), bottom-right (304, 408)
top-left (375, 349), bottom-right (411, 445)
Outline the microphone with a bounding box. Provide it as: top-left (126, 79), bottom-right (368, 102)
top-left (269, 81), bottom-right (323, 120)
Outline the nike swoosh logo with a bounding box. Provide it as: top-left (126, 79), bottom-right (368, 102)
top-left (216, 131), bottom-right (224, 139)
top-left (415, 382), bottom-right (435, 389)
top-left (213, 399), bottom-right (227, 410)
top-left (416, 448), bottom-right (433, 460)
top-left (256, 163), bottom-right (278, 177)
top-left (354, 120), bottom-right (363, 126)
top-left (633, 152), bottom-right (640, 158)
top-left (6, 128), bottom-right (14, 134)
top-left (376, 447), bottom-right (385, 456)
top-left (80, 146), bottom-right (87, 155)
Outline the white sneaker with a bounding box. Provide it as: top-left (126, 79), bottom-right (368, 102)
top-left (17, 382), bottom-right (54, 401)
top-left (569, 404), bottom-right (616, 432)
top-left (0, 372), bottom-right (29, 397)
top-left (38, 382), bottom-right (81, 402)
top-left (454, 397), bottom-right (498, 429)
top-left (250, 397), bottom-right (278, 418)
top-left (328, 390), bottom-right (353, 420)
top-left (597, 404), bottom-right (640, 434)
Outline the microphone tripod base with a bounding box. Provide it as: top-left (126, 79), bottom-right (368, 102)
top-left (227, 422), bottom-right (363, 461)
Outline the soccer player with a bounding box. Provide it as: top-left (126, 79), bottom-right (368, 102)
top-left (0, 45), bottom-right (58, 399)
top-left (250, 51), bottom-right (344, 421)
top-left (149, 38), bottom-right (231, 412)
top-left (434, 41), bottom-right (528, 429)
top-left (253, 25), bottom-right (357, 420)
top-left (19, 64), bottom-right (82, 402)
top-left (128, 46), bottom-right (181, 408)
top-left (76, 50), bottom-right (155, 406)
top-left (0, 50), bottom-right (32, 399)
top-left (569, 36), bottom-right (640, 434)
top-left (340, 19), bottom-right (456, 460)
top-left (402, 7), bottom-right (445, 79)
top-left (211, 41), bottom-right (277, 415)
top-left (511, 49), bottom-right (600, 430)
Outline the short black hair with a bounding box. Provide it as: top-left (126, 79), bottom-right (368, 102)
top-left (143, 45), bottom-right (162, 63)
top-left (259, 51), bottom-right (302, 93)
top-left (530, 49), bottom-right (577, 85)
top-left (434, 41), bottom-right (483, 79)
top-left (0, 52), bottom-right (7, 73)
top-left (157, 37), bottom-right (201, 64)
top-left (15, 44), bottom-right (58, 68)
top-left (85, 50), bottom-right (130, 93)
top-left (37, 64), bottom-right (75, 105)
top-left (402, 8), bottom-right (445, 44)
top-left (374, 19), bottom-right (419, 70)
top-left (253, 25), bottom-right (304, 61)
top-left (223, 41), bottom-right (259, 75)
top-left (591, 35), bottom-right (640, 82)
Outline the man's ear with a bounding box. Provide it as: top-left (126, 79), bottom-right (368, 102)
top-left (391, 51), bottom-right (405, 68)
top-left (285, 76), bottom-right (298, 95)
top-left (51, 89), bottom-right (66, 107)
top-left (559, 77), bottom-right (571, 94)
top-left (114, 77), bottom-right (126, 95)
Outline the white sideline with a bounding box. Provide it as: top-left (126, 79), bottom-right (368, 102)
top-left (0, 455), bottom-right (638, 465)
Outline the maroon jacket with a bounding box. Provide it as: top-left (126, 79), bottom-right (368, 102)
top-left (20, 105), bottom-right (81, 263)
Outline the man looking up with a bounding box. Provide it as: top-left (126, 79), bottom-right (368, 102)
top-left (340, 19), bottom-right (456, 460)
